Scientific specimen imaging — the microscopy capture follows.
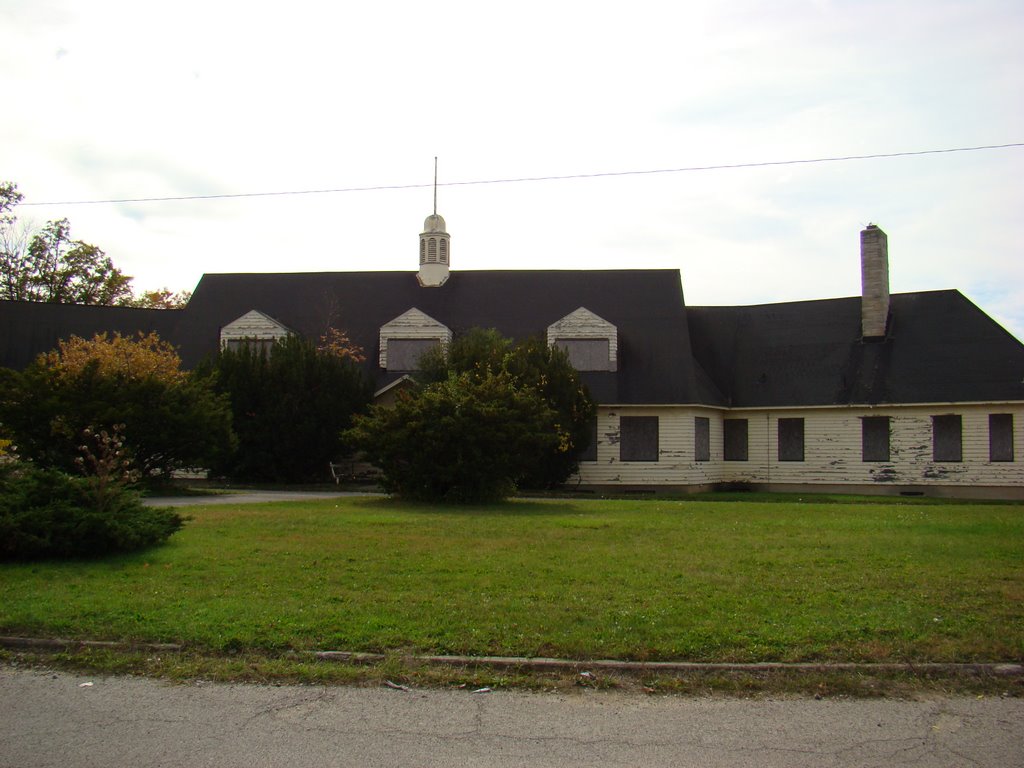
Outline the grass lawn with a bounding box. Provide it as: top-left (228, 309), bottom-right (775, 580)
top-left (1, 496), bottom-right (1022, 665)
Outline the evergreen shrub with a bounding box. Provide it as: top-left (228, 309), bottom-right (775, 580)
top-left (0, 464), bottom-right (184, 560)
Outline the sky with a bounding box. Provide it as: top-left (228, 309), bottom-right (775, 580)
top-left (2, 0), bottom-right (1022, 338)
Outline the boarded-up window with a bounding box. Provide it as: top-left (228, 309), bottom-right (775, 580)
top-left (694, 416), bottom-right (710, 462)
top-left (861, 416), bottom-right (890, 462)
top-left (990, 413), bottom-right (1014, 462)
top-left (555, 338), bottom-right (611, 371)
top-left (620, 416), bottom-right (659, 462)
top-left (932, 415), bottom-right (962, 462)
top-left (387, 338), bottom-right (439, 370)
top-left (723, 419), bottom-right (748, 461)
top-left (225, 338), bottom-right (277, 357)
top-left (580, 419), bottom-right (598, 462)
top-left (778, 418), bottom-right (804, 462)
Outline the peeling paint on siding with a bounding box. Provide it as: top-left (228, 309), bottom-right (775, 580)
top-left (574, 403), bottom-right (1024, 488)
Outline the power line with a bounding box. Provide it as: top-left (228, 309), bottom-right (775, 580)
top-left (21, 142), bottom-right (1024, 207)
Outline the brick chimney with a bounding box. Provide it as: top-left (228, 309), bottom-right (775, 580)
top-left (860, 224), bottom-right (890, 340)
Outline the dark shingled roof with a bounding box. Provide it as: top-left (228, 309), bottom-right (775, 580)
top-left (172, 269), bottom-right (716, 405)
top-left (688, 290), bottom-right (1024, 407)
top-left (4, 274), bottom-right (1023, 409)
top-left (0, 300), bottom-right (183, 370)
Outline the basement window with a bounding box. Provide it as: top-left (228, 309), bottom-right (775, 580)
top-left (932, 415), bottom-right (962, 463)
top-left (989, 413), bottom-right (1014, 462)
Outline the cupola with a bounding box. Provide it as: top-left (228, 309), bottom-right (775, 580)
top-left (418, 160), bottom-right (450, 287)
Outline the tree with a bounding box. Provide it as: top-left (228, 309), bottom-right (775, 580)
top-left (197, 334), bottom-right (371, 483)
top-left (346, 370), bottom-right (561, 503)
top-left (0, 181), bottom-right (189, 307)
top-left (122, 287), bottom-right (193, 309)
top-left (43, 331), bottom-right (186, 383)
top-left (416, 328), bottom-right (596, 488)
top-left (19, 218), bottom-right (134, 304)
top-left (0, 332), bottom-right (235, 484)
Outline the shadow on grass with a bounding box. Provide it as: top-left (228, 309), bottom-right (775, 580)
top-left (352, 496), bottom-right (581, 517)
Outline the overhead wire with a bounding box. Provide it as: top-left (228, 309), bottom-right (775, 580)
top-left (20, 142), bottom-right (1024, 207)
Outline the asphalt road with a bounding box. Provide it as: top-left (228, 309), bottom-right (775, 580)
top-left (1, 668), bottom-right (1021, 767)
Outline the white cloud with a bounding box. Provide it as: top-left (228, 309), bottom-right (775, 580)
top-left (1, 0), bottom-right (1022, 338)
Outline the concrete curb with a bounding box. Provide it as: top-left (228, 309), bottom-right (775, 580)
top-left (310, 651), bottom-right (1024, 677)
top-left (3, 637), bottom-right (1020, 677)
top-left (0, 636), bottom-right (183, 653)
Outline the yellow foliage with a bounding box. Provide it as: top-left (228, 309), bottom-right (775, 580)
top-left (42, 332), bottom-right (185, 383)
top-left (317, 327), bottom-right (367, 363)
top-left (0, 438), bottom-right (11, 457)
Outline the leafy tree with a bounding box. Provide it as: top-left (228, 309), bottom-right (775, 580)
top-left (43, 332), bottom-right (186, 383)
top-left (0, 181), bottom-right (189, 308)
top-left (418, 327), bottom-right (511, 381)
top-left (503, 336), bottom-right (596, 488)
top-left (317, 327), bottom-right (367, 363)
top-left (121, 287), bottom-right (193, 309)
top-left (416, 328), bottom-right (596, 488)
top-left (346, 370), bottom-right (561, 503)
top-left (0, 333), bottom-right (235, 484)
top-left (197, 334), bottom-right (371, 483)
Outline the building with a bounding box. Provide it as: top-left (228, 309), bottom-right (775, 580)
top-left (2, 214), bottom-right (1022, 498)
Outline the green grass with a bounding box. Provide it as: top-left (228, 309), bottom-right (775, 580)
top-left (2, 496), bottom-right (1022, 665)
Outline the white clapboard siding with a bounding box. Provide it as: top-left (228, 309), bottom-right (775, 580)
top-left (219, 310), bottom-right (290, 347)
top-left (575, 404), bottom-right (1024, 488)
top-left (378, 308), bottom-right (452, 368)
top-left (547, 307), bottom-right (618, 371)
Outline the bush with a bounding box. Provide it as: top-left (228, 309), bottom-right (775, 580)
top-left (346, 370), bottom-right (561, 503)
top-left (0, 464), bottom-right (184, 560)
top-left (418, 329), bottom-right (596, 488)
top-left (0, 334), bottom-right (235, 484)
top-left (197, 335), bottom-right (371, 483)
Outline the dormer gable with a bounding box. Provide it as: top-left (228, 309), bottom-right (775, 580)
top-left (548, 307), bottom-right (618, 372)
top-left (220, 310), bottom-right (292, 354)
top-left (379, 308), bottom-right (452, 370)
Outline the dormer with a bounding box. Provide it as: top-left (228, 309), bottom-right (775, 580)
top-left (547, 307), bottom-right (617, 372)
top-left (219, 310), bottom-right (291, 355)
top-left (379, 308), bottom-right (452, 370)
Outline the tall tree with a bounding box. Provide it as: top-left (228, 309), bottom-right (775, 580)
top-left (21, 218), bottom-right (133, 304)
top-left (197, 335), bottom-right (371, 483)
top-left (0, 181), bottom-right (188, 307)
top-left (0, 332), bottom-right (235, 484)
